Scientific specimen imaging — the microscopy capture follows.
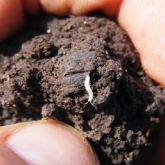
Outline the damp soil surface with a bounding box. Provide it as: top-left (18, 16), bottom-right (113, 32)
top-left (0, 15), bottom-right (165, 165)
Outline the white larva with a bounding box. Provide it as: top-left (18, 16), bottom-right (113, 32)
top-left (84, 73), bottom-right (93, 103)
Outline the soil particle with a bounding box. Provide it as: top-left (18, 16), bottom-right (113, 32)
top-left (0, 15), bottom-right (165, 164)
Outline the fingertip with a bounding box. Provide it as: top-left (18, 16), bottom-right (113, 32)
top-left (0, 0), bottom-right (25, 41)
top-left (40, 0), bottom-right (70, 15)
top-left (5, 119), bottom-right (99, 165)
top-left (39, 0), bottom-right (122, 16)
top-left (102, 0), bottom-right (123, 17)
top-left (0, 120), bottom-right (45, 144)
top-left (118, 0), bottom-right (165, 87)
top-left (71, 0), bottom-right (108, 15)
top-left (140, 50), bottom-right (165, 87)
top-left (22, 0), bottom-right (42, 14)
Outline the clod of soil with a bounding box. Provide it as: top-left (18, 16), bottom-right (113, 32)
top-left (0, 15), bottom-right (165, 165)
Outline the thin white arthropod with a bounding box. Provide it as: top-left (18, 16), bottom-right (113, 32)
top-left (84, 73), bottom-right (93, 103)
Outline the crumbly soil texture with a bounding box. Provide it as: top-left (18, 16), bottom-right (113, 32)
top-left (0, 15), bottom-right (165, 165)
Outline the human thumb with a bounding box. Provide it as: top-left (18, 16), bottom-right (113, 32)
top-left (0, 119), bottom-right (99, 165)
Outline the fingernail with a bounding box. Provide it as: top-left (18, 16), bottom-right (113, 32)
top-left (6, 121), bottom-right (99, 165)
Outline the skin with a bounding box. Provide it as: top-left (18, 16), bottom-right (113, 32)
top-left (0, 0), bottom-right (165, 164)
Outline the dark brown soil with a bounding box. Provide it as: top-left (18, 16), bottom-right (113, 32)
top-left (0, 15), bottom-right (165, 165)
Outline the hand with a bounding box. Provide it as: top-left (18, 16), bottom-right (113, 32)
top-left (0, 0), bottom-right (165, 164)
top-left (1, 0), bottom-right (165, 86)
top-left (0, 119), bottom-right (98, 165)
